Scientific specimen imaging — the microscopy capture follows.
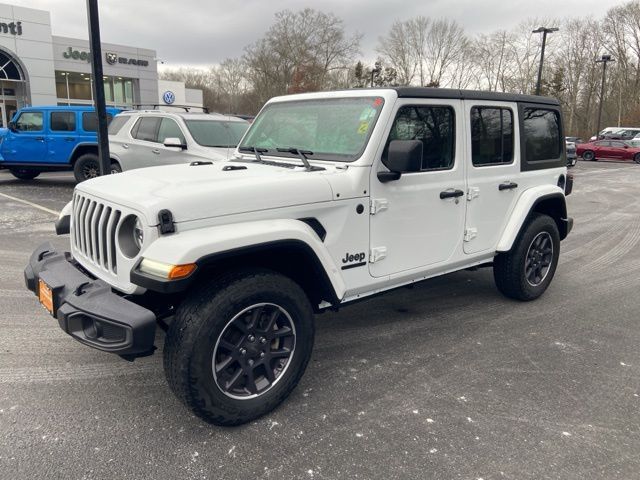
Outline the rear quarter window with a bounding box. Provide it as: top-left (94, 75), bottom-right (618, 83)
top-left (108, 115), bottom-right (130, 135)
top-left (82, 112), bottom-right (114, 132)
top-left (520, 105), bottom-right (564, 171)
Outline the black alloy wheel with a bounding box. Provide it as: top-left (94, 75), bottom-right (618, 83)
top-left (525, 232), bottom-right (554, 287)
top-left (213, 303), bottom-right (296, 399)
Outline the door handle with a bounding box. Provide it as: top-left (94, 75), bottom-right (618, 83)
top-left (439, 189), bottom-right (464, 199)
top-left (64, 137), bottom-right (75, 141)
top-left (498, 182), bottom-right (518, 191)
top-left (34, 136), bottom-right (44, 141)
top-left (122, 144), bottom-right (129, 149)
top-left (152, 149), bottom-right (160, 155)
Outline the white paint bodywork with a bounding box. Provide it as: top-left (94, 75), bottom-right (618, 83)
top-left (69, 89), bottom-right (569, 305)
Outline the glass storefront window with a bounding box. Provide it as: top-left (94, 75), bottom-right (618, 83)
top-left (55, 70), bottom-right (136, 107)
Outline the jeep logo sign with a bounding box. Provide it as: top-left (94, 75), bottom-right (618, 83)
top-left (63, 47), bottom-right (91, 62)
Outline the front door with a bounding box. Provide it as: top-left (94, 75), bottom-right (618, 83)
top-left (369, 99), bottom-right (466, 278)
top-left (1, 110), bottom-right (47, 163)
top-left (463, 101), bottom-right (520, 254)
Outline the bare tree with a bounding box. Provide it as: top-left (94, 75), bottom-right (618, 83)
top-left (473, 30), bottom-right (513, 91)
top-left (376, 20), bottom-right (418, 85)
top-left (424, 19), bottom-right (470, 87)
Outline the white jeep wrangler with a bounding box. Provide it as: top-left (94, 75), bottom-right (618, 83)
top-left (25, 88), bottom-right (573, 426)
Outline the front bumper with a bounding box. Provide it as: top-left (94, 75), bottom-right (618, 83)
top-left (24, 242), bottom-right (156, 357)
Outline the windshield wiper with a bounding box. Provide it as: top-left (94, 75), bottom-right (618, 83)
top-left (276, 147), bottom-right (313, 171)
top-left (238, 146), bottom-right (269, 162)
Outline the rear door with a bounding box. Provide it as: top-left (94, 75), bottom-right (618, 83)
top-left (595, 140), bottom-right (612, 159)
top-left (47, 111), bottom-right (77, 164)
top-left (463, 102), bottom-right (520, 254)
top-left (609, 141), bottom-right (627, 160)
top-left (1, 110), bottom-right (47, 163)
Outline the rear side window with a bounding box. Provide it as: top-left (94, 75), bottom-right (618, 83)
top-left (108, 115), bottom-right (129, 135)
top-left (50, 111), bottom-right (76, 132)
top-left (132, 117), bottom-right (161, 142)
top-left (522, 108), bottom-right (561, 162)
top-left (15, 111), bottom-right (43, 131)
top-left (385, 105), bottom-right (455, 171)
top-left (471, 107), bottom-right (513, 166)
top-left (82, 112), bottom-right (114, 132)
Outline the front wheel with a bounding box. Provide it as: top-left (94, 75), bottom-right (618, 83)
top-left (9, 168), bottom-right (40, 180)
top-left (493, 213), bottom-right (560, 301)
top-left (582, 150), bottom-right (595, 161)
top-left (634, 153), bottom-right (640, 164)
top-left (163, 270), bottom-right (315, 426)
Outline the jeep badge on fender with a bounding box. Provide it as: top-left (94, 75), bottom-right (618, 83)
top-left (24, 87), bottom-right (573, 426)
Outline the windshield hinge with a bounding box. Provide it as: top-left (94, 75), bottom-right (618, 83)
top-left (370, 198), bottom-right (388, 215)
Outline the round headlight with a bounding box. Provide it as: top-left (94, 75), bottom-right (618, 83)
top-left (118, 215), bottom-right (144, 258)
top-left (134, 217), bottom-right (144, 250)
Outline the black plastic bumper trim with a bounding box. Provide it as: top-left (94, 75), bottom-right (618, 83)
top-left (24, 242), bottom-right (156, 356)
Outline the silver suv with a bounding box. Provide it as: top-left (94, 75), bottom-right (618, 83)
top-left (108, 109), bottom-right (249, 171)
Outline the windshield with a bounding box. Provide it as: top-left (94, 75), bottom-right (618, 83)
top-left (239, 97), bottom-right (385, 162)
top-left (185, 120), bottom-right (249, 148)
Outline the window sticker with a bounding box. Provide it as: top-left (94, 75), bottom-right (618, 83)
top-left (357, 121), bottom-right (370, 134)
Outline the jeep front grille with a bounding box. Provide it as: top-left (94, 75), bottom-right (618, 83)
top-left (72, 193), bottom-right (121, 274)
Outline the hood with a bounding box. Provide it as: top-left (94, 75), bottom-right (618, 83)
top-left (77, 161), bottom-right (337, 225)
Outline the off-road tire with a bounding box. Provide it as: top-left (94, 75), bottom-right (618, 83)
top-left (73, 153), bottom-right (100, 182)
top-left (582, 150), bottom-right (595, 161)
top-left (163, 269), bottom-right (315, 426)
top-left (9, 168), bottom-right (40, 180)
top-left (493, 213), bottom-right (560, 301)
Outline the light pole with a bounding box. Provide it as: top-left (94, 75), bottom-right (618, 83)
top-left (595, 54), bottom-right (615, 139)
top-left (532, 26), bottom-right (559, 96)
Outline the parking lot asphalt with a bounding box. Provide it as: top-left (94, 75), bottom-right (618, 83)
top-left (1, 162), bottom-right (639, 480)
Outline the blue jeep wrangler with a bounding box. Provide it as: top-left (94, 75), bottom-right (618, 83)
top-left (0, 106), bottom-right (121, 182)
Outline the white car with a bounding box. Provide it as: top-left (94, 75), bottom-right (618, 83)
top-left (107, 110), bottom-right (249, 171)
top-left (26, 88), bottom-right (573, 426)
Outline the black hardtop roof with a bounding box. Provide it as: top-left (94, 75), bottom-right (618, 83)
top-left (392, 87), bottom-right (560, 106)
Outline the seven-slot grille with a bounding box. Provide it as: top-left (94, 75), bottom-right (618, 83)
top-left (72, 193), bottom-right (122, 274)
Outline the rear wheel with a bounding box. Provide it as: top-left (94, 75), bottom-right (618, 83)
top-left (164, 269), bottom-right (315, 426)
top-left (9, 168), bottom-right (40, 180)
top-left (582, 150), bottom-right (595, 161)
top-left (493, 213), bottom-right (560, 301)
top-left (73, 153), bottom-right (100, 182)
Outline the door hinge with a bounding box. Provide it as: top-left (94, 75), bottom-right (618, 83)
top-left (370, 198), bottom-right (388, 215)
top-left (464, 228), bottom-right (477, 242)
top-left (467, 187), bottom-right (480, 201)
top-left (369, 246), bottom-right (387, 263)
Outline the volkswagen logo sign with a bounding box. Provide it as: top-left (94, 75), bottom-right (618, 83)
top-left (163, 90), bottom-right (176, 105)
top-left (105, 52), bottom-right (118, 65)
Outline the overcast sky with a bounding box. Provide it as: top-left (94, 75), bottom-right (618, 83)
top-left (12, 0), bottom-right (624, 69)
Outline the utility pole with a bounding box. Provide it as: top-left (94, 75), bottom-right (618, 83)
top-left (86, 0), bottom-right (110, 176)
top-left (596, 54), bottom-right (615, 139)
top-left (532, 26), bottom-right (559, 96)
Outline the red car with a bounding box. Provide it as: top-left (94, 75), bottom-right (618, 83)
top-left (577, 140), bottom-right (640, 163)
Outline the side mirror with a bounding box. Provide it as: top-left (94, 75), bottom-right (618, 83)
top-left (624, 144), bottom-right (629, 148)
top-left (163, 137), bottom-right (187, 150)
top-left (378, 140), bottom-right (423, 183)
top-left (8, 121), bottom-right (17, 132)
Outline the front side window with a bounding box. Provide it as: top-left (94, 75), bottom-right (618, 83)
top-left (15, 111), bottom-right (43, 131)
top-left (385, 105), bottom-right (455, 171)
top-left (82, 112), bottom-right (114, 132)
top-left (471, 107), bottom-right (513, 166)
top-left (131, 117), bottom-right (161, 142)
top-left (240, 97), bottom-right (385, 161)
top-left (522, 108), bottom-right (561, 162)
top-left (158, 118), bottom-right (186, 144)
top-left (185, 120), bottom-right (248, 147)
top-left (50, 111), bottom-right (76, 132)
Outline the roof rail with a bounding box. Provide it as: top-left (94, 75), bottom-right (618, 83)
top-left (132, 104), bottom-right (210, 114)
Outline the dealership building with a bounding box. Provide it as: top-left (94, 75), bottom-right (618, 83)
top-left (0, 3), bottom-right (202, 127)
